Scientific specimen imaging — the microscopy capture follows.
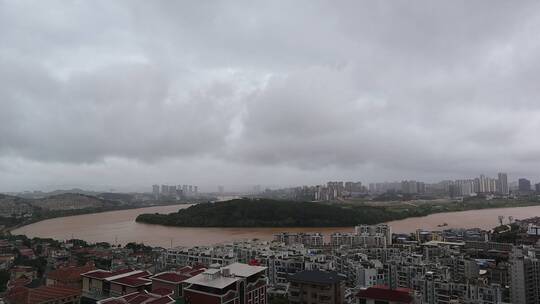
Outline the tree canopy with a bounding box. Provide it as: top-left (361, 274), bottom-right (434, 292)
top-left (136, 198), bottom-right (405, 227)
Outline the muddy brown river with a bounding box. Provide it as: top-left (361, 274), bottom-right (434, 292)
top-left (12, 204), bottom-right (540, 247)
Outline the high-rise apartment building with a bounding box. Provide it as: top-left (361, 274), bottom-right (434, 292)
top-left (498, 172), bottom-right (509, 195)
top-left (475, 174), bottom-right (499, 193)
top-left (510, 247), bottom-right (540, 304)
top-left (454, 179), bottom-right (474, 196)
top-left (168, 185), bottom-right (176, 196)
top-left (354, 224), bottom-right (392, 246)
top-left (518, 178), bottom-right (531, 193)
top-left (152, 185), bottom-right (160, 199)
top-left (401, 180), bottom-right (418, 194)
top-left (161, 185), bottom-right (169, 195)
top-left (479, 175), bottom-right (487, 193)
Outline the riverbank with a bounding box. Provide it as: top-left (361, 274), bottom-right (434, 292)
top-left (135, 197), bottom-right (540, 228)
top-left (10, 196), bottom-right (540, 235)
top-left (4, 201), bottom-right (194, 235)
top-left (12, 202), bottom-right (540, 247)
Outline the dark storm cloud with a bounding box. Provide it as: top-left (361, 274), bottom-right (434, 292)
top-left (2, 0), bottom-right (540, 190)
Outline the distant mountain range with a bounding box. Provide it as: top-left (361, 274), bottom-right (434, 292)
top-left (0, 193), bottom-right (124, 215)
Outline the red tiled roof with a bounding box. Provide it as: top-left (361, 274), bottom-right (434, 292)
top-left (82, 268), bottom-right (133, 279)
top-left (100, 299), bottom-right (126, 304)
top-left (150, 288), bottom-right (173, 296)
top-left (126, 294), bottom-right (152, 304)
top-left (27, 286), bottom-right (81, 304)
top-left (122, 292), bottom-right (143, 301)
top-left (126, 271), bottom-right (152, 278)
top-left (176, 266), bottom-right (192, 273)
top-left (100, 291), bottom-right (173, 304)
top-left (146, 296), bottom-right (174, 304)
top-left (48, 264), bottom-right (96, 282)
top-left (8, 276), bottom-right (32, 289)
top-left (151, 272), bottom-right (189, 283)
top-left (6, 286), bottom-right (80, 304)
top-left (191, 264), bottom-right (206, 270)
top-left (5, 286), bottom-right (29, 304)
top-left (248, 259), bottom-right (261, 266)
top-left (357, 286), bottom-right (413, 303)
top-left (111, 276), bottom-right (151, 287)
top-left (19, 249), bottom-right (35, 257)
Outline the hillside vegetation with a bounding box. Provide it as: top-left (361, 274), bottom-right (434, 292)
top-left (135, 198), bottom-right (415, 227)
top-left (136, 197), bottom-right (540, 228)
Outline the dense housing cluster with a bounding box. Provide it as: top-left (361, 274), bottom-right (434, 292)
top-left (1, 219), bottom-right (540, 304)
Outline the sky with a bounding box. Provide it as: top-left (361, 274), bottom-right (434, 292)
top-left (2, 1), bottom-right (540, 192)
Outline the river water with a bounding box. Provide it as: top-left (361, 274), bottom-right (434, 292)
top-left (12, 204), bottom-right (540, 248)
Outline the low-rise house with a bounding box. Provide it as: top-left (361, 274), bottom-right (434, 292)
top-left (81, 269), bottom-right (152, 301)
top-left (18, 248), bottom-right (36, 260)
top-left (7, 276), bottom-right (34, 290)
top-left (183, 262), bottom-right (267, 304)
top-left (4, 285), bottom-right (81, 304)
top-left (97, 290), bottom-right (174, 304)
top-left (0, 253), bottom-right (16, 270)
top-left (150, 266), bottom-right (205, 299)
top-left (47, 263), bottom-right (96, 289)
top-left (109, 272), bottom-right (152, 297)
top-left (0, 239), bottom-right (14, 254)
top-left (11, 266), bottom-right (36, 281)
top-left (287, 270), bottom-right (346, 304)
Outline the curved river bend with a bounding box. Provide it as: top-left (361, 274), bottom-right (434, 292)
top-left (12, 204), bottom-right (540, 248)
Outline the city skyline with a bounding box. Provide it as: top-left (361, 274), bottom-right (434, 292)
top-left (5, 171), bottom-right (540, 194)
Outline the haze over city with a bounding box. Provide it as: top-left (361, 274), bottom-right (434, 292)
top-left (2, 1), bottom-right (540, 192)
top-left (5, 3), bottom-right (540, 304)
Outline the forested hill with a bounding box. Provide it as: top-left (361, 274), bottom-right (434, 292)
top-left (135, 198), bottom-right (408, 227)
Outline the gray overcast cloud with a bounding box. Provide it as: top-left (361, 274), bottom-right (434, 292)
top-left (2, 1), bottom-right (540, 191)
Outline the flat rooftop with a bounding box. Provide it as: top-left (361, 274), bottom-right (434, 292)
top-left (183, 273), bottom-right (239, 290)
top-left (183, 263), bottom-right (266, 290)
top-left (224, 263), bottom-right (266, 278)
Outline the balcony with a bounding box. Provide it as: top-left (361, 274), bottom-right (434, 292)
top-left (221, 290), bottom-right (239, 303)
top-left (247, 277), bottom-right (267, 292)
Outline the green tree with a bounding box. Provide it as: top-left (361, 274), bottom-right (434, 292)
top-left (0, 270), bottom-right (10, 292)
